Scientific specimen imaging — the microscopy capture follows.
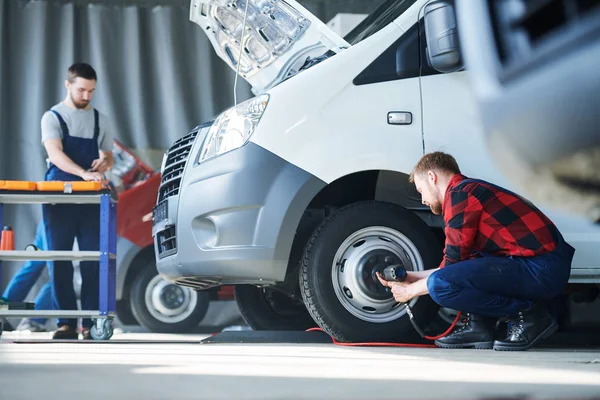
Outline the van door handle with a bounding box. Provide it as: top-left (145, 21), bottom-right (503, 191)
top-left (388, 112), bottom-right (412, 125)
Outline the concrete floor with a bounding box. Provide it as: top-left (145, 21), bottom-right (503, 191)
top-left (1, 332), bottom-right (600, 400)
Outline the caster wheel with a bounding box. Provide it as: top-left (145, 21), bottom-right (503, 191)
top-left (90, 319), bottom-right (113, 340)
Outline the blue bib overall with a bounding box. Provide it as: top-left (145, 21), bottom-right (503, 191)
top-left (427, 179), bottom-right (576, 318)
top-left (42, 109), bottom-right (101, 329)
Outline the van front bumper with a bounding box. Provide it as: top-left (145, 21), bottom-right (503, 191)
top-left (152, 142), bottom-right (325, 290)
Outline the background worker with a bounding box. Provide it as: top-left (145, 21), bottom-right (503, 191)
top-left (0, 221), bottom-right (54, 332)
top-left (41, 63), bottom-right (114, 340)
top-left (378, 152), bottom-right (575, 351)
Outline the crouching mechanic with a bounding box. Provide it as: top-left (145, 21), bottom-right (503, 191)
top-left (41, 63), bottom-right (114, 339)
top-left (378, 152), bottom-right (575, 351)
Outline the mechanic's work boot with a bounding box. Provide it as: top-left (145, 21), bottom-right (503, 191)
top-left (435, 313), bottom-right (496, 349)
top-left (493, 302), bottom-right (558, 351)
top-left (52, 325), bottom-right (79, 340)
top-left (0, 317), bottom-right (14, 332)
top-left (81, 328), bottom-right (92, 340)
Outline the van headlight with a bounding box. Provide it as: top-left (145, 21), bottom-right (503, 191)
top-left (197, 95), bottom-right (269, 164)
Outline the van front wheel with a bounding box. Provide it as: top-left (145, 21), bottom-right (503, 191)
top-left (130, 261), bottom-right (210, 333)
top-left (300, 201), bottom-right (441, 343)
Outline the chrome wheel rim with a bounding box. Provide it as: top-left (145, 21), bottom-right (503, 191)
top-left (145, 275), bottom-right (198, 323)
top-left (331, 226), bottom-right (423, 323)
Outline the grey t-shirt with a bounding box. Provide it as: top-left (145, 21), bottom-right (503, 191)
top-left (41, 102), bottom-right (114, 152)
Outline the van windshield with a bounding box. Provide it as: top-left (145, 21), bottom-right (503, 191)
top-left (344, 0), bottom-right (418, 45)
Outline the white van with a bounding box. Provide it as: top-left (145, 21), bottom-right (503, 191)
top-left (152, 0), bottom-right (600, 342)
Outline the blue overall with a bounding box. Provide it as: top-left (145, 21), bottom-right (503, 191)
top-left (427, 179), bottom-right (576, 318)
top-left (42, 109), bottom-right (101, 329)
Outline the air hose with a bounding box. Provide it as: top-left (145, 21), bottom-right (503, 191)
top-left (307, 310), bottom-right (461, 348)
top-left (307, 264), bottom-right (463, 347)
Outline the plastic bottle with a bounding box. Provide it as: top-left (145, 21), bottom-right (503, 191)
top-left (0, 226), bottom-right (15, 251)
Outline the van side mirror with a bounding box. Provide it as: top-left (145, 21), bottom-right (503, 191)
top-left (424, 1), bottom-right (462, 73)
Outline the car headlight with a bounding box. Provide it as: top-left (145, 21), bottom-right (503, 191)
top-left (197, 95), bottom-right (269, 164)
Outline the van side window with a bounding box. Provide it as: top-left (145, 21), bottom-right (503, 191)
top-left (353, 19), bottom-right (441, 86)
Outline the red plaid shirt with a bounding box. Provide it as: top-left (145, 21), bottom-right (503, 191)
top-left (440, 174), bottom-right (558, 268)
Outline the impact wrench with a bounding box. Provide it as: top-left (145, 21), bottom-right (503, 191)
top-left (380, 264), bottom-right (462, 341)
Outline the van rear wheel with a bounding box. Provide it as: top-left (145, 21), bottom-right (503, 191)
top-left (300, 201), bottom-right (441, 342)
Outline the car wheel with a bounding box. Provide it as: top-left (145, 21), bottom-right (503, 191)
top-left (300, 201), bottom-right (442, 342)
top-left (234, 285), bottom-right (316, 331)
top-left (115, 298), bottom-right (139, 326)
top-left (130, 261), bottom-right (209, 333)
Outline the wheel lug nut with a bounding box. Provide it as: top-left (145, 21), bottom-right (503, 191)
top-left (343, 287), bottom-right (353, 299)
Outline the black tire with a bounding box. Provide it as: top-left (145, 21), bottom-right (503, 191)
top-left (300, 201), bottom-right (442, 342)
top-left (234, 285), bottom-right (316, 331)
top-left (116, 299), bottom-right (139, 326)
top-left (130, 260), bottom-right (210, 333)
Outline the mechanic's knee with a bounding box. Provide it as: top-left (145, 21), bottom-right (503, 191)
top-left (427, 270), bottom-right (456, 307)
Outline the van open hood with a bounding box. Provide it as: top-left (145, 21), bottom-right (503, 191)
top-left (190, 0), bottom-right (349, 95)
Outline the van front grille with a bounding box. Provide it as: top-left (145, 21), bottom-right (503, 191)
top-left (157, 128), bottom-right (200, 203)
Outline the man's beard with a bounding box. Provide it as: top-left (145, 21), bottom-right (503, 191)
top-left (430, 202), bottom-right (443, 215)
top-left (70, 93), bottom-right (89, 109)
top-left (428, 184), bottom-right (443, 215)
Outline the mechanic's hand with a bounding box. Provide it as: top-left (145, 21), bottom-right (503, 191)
top-left (80, 171), bottom-right (104, 182)
top-left (402, 271), bottom-right (420, 284)
top-left (376, 272), bottom-right (415, 303)
top-left (91, 157), bottom-right (110, 174)
top-left (375, 270), bottom-right (419, 285)
top-left (376, 272), bottom-right (392, 288)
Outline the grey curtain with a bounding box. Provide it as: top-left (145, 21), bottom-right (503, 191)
top-left (0, 0), bottom-right (256, 286)
top-left (0, 0), bottom-right (382, 289)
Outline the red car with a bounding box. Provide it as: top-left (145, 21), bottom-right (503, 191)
top-left (112, 140), bottom-right (233, 333)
